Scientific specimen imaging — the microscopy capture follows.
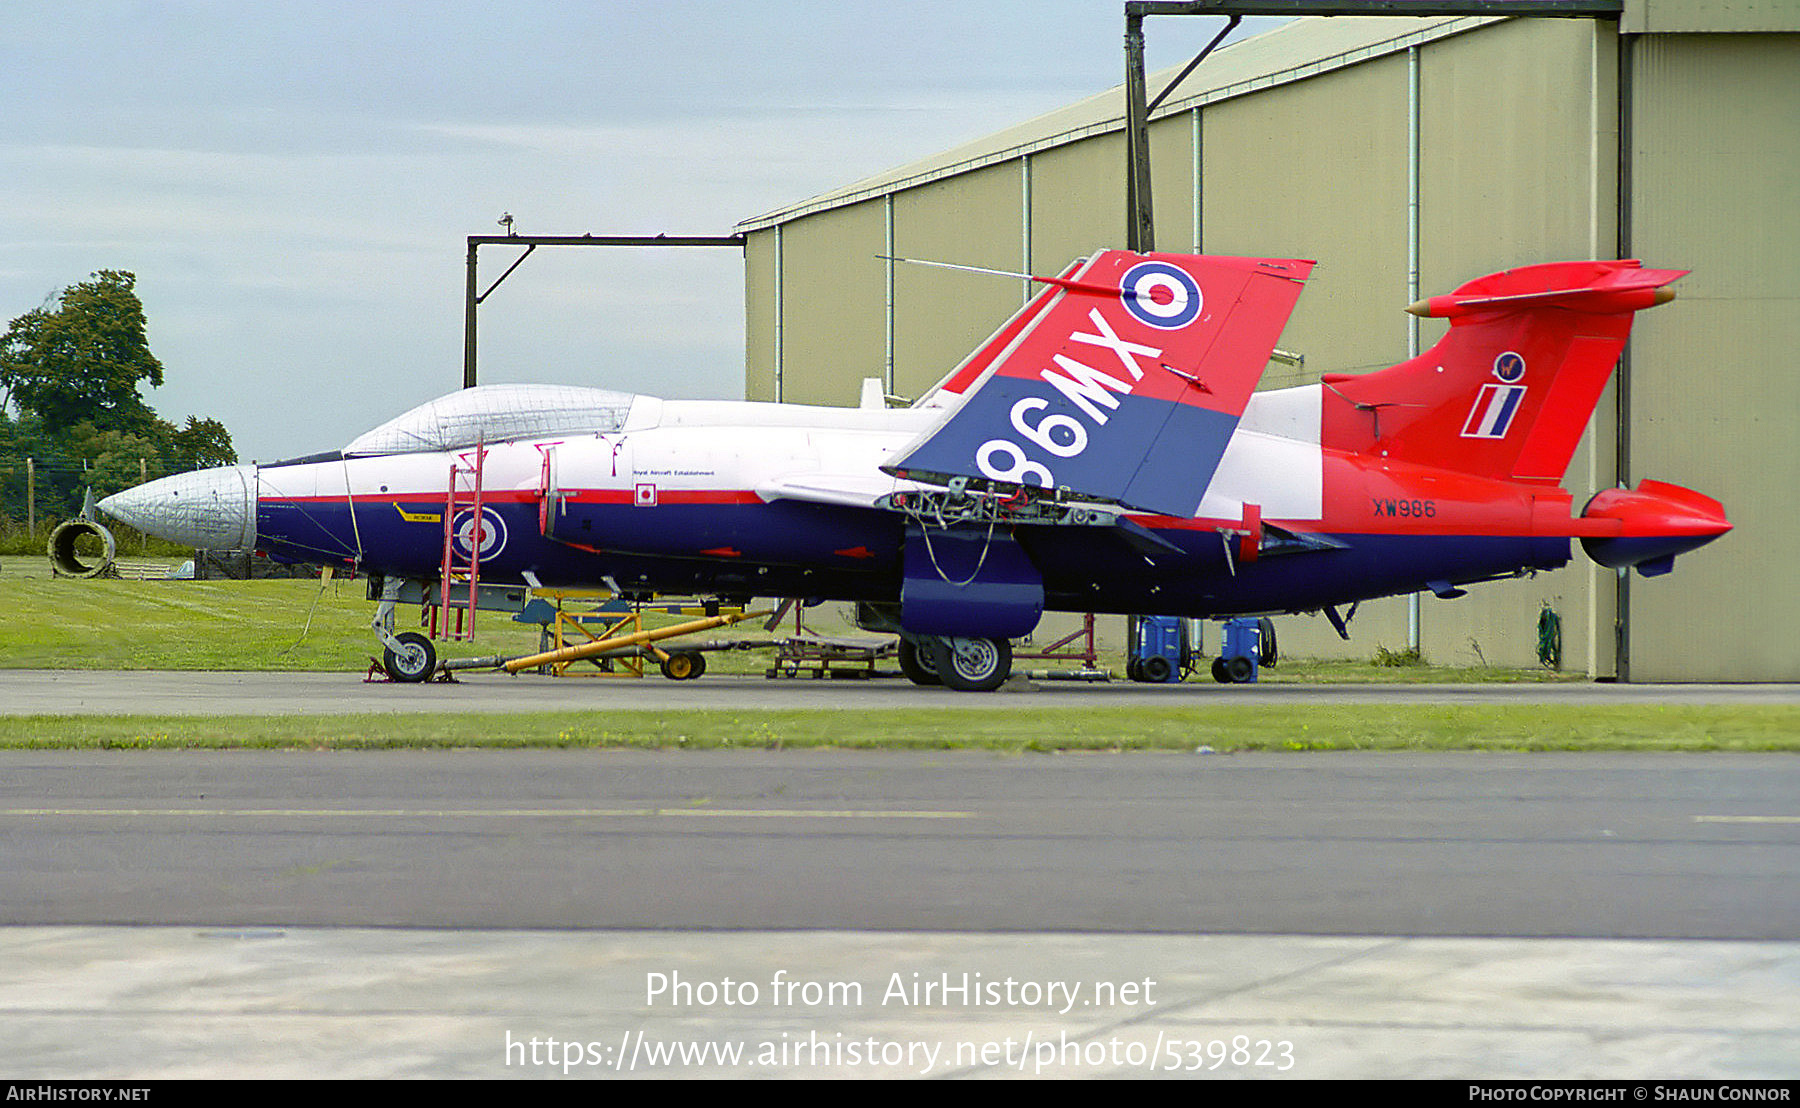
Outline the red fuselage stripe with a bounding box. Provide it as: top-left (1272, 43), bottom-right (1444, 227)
top-left (264, 489), bottom-right (764, 507)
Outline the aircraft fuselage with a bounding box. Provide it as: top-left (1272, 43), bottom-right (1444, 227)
top-left (239, 388), bottom-right (1573, 621)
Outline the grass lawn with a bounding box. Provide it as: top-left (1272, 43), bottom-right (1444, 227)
top-left (0, 555), bottom-right (1573, 681)
top-left (1, 556), bottom-right (547, 672)
top-left (2, 704), bottom-right (1796, 752)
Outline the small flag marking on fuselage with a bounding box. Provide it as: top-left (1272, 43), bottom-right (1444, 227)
top-left (1461, 383), bottom-right (1528, 439)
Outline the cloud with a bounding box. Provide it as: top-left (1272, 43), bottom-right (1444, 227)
top-left (1, 2), bottom-right (1286, 459)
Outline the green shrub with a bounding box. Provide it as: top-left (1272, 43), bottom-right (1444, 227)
top-left (1373, 645), bottom-right (1425, 667)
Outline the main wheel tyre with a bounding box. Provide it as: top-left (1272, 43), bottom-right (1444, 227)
top-left (383, 631), bottom-right (437, 683)
top-left (925, 636), bottom-right (1012, 693)
top-left (1258, 617), bottom-right (1278, 667)
top-left (660, 651), bottom-right (706, 680)
top-left (897, 638), bottom-right (942, 686)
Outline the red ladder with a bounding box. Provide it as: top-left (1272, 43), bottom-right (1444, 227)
top-left (436, 441), bottom-right (486, 641)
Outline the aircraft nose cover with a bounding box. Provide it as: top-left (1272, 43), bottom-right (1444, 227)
top-left (98, 465), bottom-right (258, 551)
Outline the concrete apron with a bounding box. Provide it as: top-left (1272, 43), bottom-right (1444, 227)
top-left (3, 927), bottom-right (1795, 1079)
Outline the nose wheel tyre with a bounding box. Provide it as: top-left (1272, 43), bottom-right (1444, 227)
top-left (383, 631), bottom-right (438, 683)
top-left (924, 636), bottom-right (1012, 692)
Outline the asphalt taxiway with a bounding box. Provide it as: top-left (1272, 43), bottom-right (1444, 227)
top-left (2, 747), bottom-right (1797, 1079)
top-left (4, 670), bottom-right (1796, 1080)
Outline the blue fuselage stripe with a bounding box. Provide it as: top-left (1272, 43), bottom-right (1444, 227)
top-left (256, 498), bottom-right (1569, 619)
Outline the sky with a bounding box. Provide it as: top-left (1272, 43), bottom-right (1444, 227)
top-left (2, 1), bottom-right (1285, 462)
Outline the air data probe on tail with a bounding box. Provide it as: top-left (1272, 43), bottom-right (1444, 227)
top-left (101, 252), bottom-right (1728, 689)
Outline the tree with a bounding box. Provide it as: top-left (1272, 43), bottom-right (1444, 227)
top-left (69, 424), bottom-right (167, 502)
top-left (1, 270), bottom-right (163, 435)
top-left (0, 271), bottom-right (238, 528)
top-left (169, 415), bottom-right (237, 470)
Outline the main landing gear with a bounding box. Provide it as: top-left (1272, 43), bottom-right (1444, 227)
top-left (900, 635), bottom-right (1013, 692)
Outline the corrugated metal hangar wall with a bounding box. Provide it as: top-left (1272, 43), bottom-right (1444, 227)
top-left (739, 5), bottom-right (1800, 682)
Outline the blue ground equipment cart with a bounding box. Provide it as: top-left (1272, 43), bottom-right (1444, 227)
top-left (1128, 615), bottom-right (1190, 683)
top-left (1212, 617), bottom-right (1276, 684)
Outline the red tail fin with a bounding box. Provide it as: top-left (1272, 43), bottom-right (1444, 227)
top-left (1322, 260), bottom-right (1685, 483)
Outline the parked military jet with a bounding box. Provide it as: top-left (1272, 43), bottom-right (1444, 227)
top-left (100, 251), bottom-right (1728, 689)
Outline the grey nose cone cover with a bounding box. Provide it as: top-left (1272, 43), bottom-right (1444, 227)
top-left (98, 465), bottom-right (258, 551)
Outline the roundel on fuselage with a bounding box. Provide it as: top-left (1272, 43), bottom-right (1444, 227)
top-left (1120, 260), bottom-right (1203, 330)
top-left (451, 506), bottom-right (508, 562)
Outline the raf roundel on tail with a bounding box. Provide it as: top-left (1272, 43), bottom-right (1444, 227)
top-left (1119, 259), bottom-right (1204, 329)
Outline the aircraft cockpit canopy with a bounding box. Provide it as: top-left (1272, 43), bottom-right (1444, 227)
top-left (342, 384), bottom-right (637, 456)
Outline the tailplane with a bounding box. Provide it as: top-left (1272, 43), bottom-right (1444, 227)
top-left (1321, 260), bottom-right (1685, 483)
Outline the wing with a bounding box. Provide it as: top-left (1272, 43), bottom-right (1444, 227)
top-left (887, 251), bottom-right (1314, 518)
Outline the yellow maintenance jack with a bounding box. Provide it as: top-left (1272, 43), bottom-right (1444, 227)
top-left (438, 593), bottom-right (771, 680)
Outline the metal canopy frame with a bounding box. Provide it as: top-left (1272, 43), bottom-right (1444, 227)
top-left (1122, 0), bottom-right (1626, 251)
top-left (462, 232), bottom-right (745, 389)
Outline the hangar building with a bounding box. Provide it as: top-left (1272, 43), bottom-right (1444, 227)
top-left (737, 2), bottom-right (1799, 682)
